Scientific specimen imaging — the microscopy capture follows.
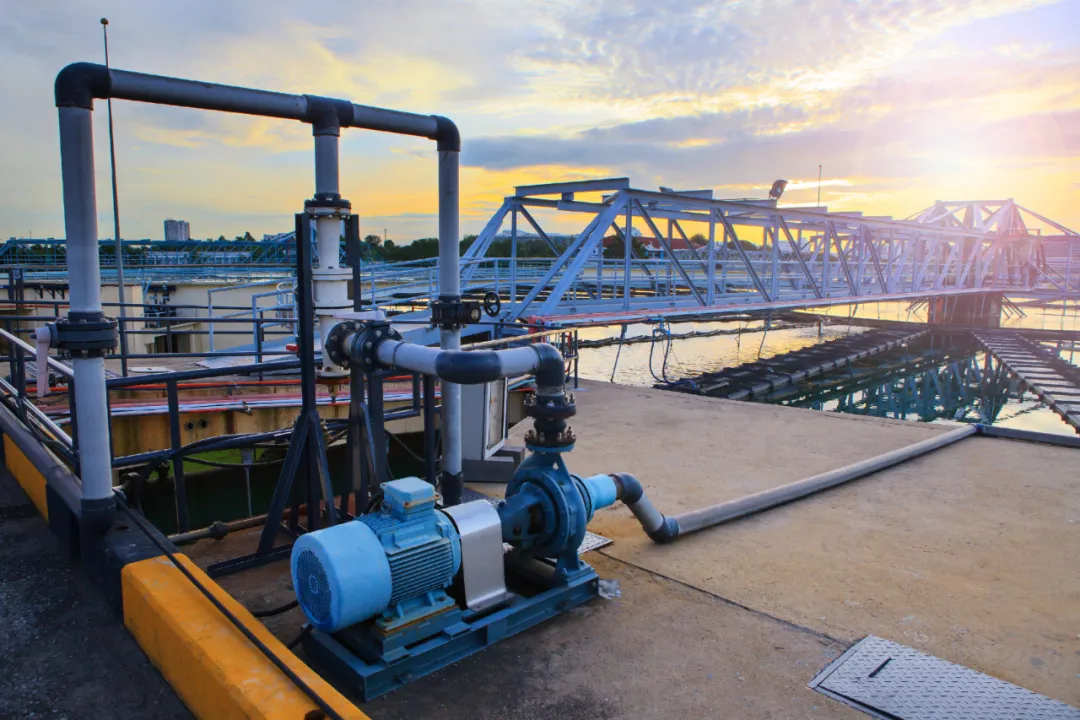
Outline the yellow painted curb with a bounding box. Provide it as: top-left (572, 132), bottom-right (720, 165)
top-left (122, 554), bottom-right (367, 720)
top-left (5, 435), bottom-right (48, 520)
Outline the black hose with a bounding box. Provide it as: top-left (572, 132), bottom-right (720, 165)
top-left (112, 492), bottom-right (346, 720)
top-left (250, 599), bottom-right (300, 618)
top-left (365, 491), bottom-right (384, 514)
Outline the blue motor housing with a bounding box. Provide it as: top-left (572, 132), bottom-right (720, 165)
top-left (291, 477), bottom-right (461, 633)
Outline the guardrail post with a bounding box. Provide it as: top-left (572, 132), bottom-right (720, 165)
top-left (166, 379), bottom-right (189, 532)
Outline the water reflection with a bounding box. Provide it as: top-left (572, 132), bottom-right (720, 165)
top-left (761, 335), bottom-right (1066, 431)
top-left (576, 316), bottom-right (1078, 436)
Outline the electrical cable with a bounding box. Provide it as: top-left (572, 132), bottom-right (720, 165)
top-left (250, 599), bottom-right (300, 618)
top-left (387, 431), bottom-right (424, 466)
top-left (113, 492), bottom-right (346, 720)
top-left (609, 324), bottom-right (627, 382)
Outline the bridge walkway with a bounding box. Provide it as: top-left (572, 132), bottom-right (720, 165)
top-left (973, 331), bottom-right (1080, 431)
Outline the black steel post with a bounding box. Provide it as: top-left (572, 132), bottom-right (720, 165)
top-left (248, 212), bottom-right (337, 561)
top-left (257, 416), bottom-right (309, 554)
top-left (367, 371), bottom-right (387, 486)
top-left (166, 380), bottom-right (189, 532)
top-left (293, 212), bottom-right (324, 532)
top-left (348, 372), bottom-right (367, 513)
top-left (343, 213), bottom-right (367, 514)
top-left (422, 374), bottom-right (437, 486)
top-left (255, 313), bottom-right (264, 381)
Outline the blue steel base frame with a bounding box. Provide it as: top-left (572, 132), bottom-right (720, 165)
top-left (301, 554), bottom-right (600, 701)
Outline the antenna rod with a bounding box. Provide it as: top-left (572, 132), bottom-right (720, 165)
top-left (101, 17), bottom-right (129, 376)
top-left (817, 164), bottom-right (822, 208)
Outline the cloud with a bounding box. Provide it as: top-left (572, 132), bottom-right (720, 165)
top-left (0, 0), bottom-right (1077, 240)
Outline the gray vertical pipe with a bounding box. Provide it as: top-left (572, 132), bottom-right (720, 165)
top-left (623, 200), bottom-right (632, 309)
top-left (312, 132), bottom-right (349, 375)
top-left (58, 107), bottom-right (115, 515)
top-left (314, 134), bottom-right (339, 195)
top-left (438, 150), bottom-right (463, 502)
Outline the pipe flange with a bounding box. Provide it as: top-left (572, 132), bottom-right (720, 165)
top-left (324, 320), bottom-right (358, 368)
top-left (304, 194), bottom-right (352, 214)
top-left (352, 321), bottom-right (402, 372)
top-left (524, 391), bottom-right (576, 421)
top-left (54, 311), bottom-right (117, 358)
top-left (523, 425), bottom-right (576, 452)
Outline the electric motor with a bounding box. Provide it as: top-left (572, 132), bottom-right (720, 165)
top-left (291, 477), bottom-right (461, 633)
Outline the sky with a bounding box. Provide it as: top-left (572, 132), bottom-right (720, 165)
top-left (0, 0), bottom-right (1077, 242)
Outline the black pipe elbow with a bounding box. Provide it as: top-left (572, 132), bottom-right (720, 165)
top-left (433, 115), bottom-right (461, 152)
top-left (646, 517), bottom-right (680, 544)
top-left (435, 350), bottom-right (501, 384)
top-left (609, 472), bottom-right (679, 543)
top-left (532, 343), bottom-right (565, 392)
top-left (55, 62), bottom-right (111, 109)
top-left (611, 472), bottom-right (643, 503)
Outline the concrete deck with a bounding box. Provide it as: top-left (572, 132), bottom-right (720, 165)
top-left (7, 377), bottom-right (1076, 718)
top-left (524, 381), bottom-right (1080, 706)
top-left (184, 380), bottom-right (1079, 716)
top-left (0, 470), bottom-right (190, 719)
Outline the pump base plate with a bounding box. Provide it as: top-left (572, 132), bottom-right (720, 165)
top-left (302, 556), bottom-right (600, 702)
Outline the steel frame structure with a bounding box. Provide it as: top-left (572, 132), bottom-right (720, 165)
top-left (454, 180), bottom-right (1080, 326)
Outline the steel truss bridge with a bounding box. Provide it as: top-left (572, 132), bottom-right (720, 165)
top-left (445, 180), bottom-right (1080, 326)
top-left (4, 180), bottom-right (1078, 332)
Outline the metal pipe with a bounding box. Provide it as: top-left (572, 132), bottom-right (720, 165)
top-left (0, 326), bottom-right (74, 377)
top-left (108, 68), bottom-right (307, 118)
top-left (53, 60), bottom-right (461, 523)
top-left (374, 339), bottom-right (558, 387)
top-left (312, 133), bottom-right (350, 377)
top-left (607, 425), bottom-right (978, 544)
top-left (0, 376), bottom-right (73, 447)
top-left (975, 424), bottom-right (1080, 449)
top-left (437, 149), bottom-right (463, 504)
top-left (672, 424), bottom-right (976, 538)
top-left (56, 63), bottom-right (457, 147)
top-left (57, 106), bottom-right (116, 529)
top-left (169, 513), bottom-right (268, 545)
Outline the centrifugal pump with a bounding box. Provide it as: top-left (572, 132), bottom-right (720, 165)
top-left (291, 467), bottom-right (632, 635)
top-left (288, 442), bottom-right (661, 700)
top-left (294, 322), bottom-right (672, 700)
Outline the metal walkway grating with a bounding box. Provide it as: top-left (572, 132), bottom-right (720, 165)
top-left (810, 635), bottom-right (1080, 719)
top-left (974, 331), bottom-right (1080, 431)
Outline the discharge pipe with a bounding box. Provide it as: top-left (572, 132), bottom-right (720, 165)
top-left (325, 322), bottom-right (572, 505)
top-left (54, 62), bottom-right (460, 530)
top-left (609, 424), bottom-right (977, 543)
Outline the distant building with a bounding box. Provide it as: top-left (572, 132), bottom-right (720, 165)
top-left (163, 219), bottom-right (191, 242)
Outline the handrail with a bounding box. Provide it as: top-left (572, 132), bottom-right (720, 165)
top-left (0, 376), bottom-right (73, 447)
top-left (0, 326), bottom-right (75, 378)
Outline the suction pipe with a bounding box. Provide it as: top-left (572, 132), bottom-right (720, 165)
top-left (598, 424), bottom-right (977, 543)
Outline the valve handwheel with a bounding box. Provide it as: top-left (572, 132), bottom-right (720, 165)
top-left (483, 291), bottom-right (501, 317)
